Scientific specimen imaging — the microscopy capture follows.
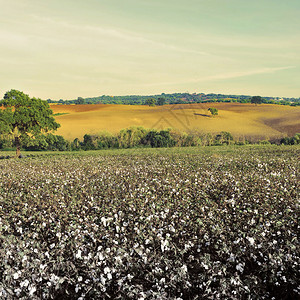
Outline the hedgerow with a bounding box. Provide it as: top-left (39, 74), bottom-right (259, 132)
top-left (0, 147), bottom-right (299, 299)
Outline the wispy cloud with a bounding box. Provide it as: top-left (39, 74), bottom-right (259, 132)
top-left (29, 14), bottom-right (212, 56)
top-left (204, 66), bottom-right (296, 81)
top-left (143, 66), bottom-right (296, 87)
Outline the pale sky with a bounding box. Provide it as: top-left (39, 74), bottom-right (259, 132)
top-left (0, 0), bottom-right (299, 99)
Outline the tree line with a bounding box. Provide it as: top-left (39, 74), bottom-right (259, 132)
top-left (1, 126), bottom-right (299, 154)
top-left (47, 93), bottom-right (300, 106)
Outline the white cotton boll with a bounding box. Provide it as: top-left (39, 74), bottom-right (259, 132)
top-left (169, 225), bottom-right (176, 232)
top-left (28, 285), bottom-right (36, 296)
top-left (135, 247), bottom-right (143, 256)
top-left (236, 263), bottom-right (244, 273)
top-left (100, 275), bottom-right (106, 285)
top-left (20, 279), bottom-right (29, 288)
top-left (181, 265), bottom-right (188, 274)
top-left (247, 237), bottom-right (255, 245)
top-left (14, 288), bottom-right (21, 296)
top-left (127, 274), bottom-right (134, 280)
top-left (115, 256), bottom-right (122, 264)
top-left (101, 217), bottom-right (107, 227)
top-left (138, 292), bottom-right (146, 300)
top-left (228, 253), bottom-right (235, 262)
top-left (161, 239), bottom-right (169, 252)
top-left (50, 274), bottom-right (59, 283)
top-left (76, 250), bottom-right (82, 259)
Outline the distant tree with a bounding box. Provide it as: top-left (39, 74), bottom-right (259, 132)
top-left (157, 98), bottom-right (166, 106)
top-left (71, 138), bottom-right (81, 151)
top-left (215, 131), bottom-right (234, 145)
top-left (208, 107), bottom-right (218, 116)
top-left (280, 133), bottom-right (300, 145)
top-left (145, 98), bottom-right (156, 106)
top-left (82, 134), bottom-right (97, 150)
top-left (75, 97), bottom-right (85, 105)
top-left (251, 96), bottom-right (263, 105)
top-left (143, 130), bottom-right (175, 148)
top-left (0, 89), bottom-right (60, 157)
top-left (118, 127), bottom-right (148, 148)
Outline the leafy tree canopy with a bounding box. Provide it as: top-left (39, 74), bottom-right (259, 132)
top-left (145, 98), bottom-right (157, 106)
top-left (0, 89), bottom-right (60, 156)
top-left (157, 97), bottom-right (166, 106)
top-left (75, 97), bottom-right (85, 105)
top-left (251, 96), bottom-right (263, 104)
top-left (208, 107), bottom-right (218, 116)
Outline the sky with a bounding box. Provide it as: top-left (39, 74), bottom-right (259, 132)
top-left (0, 0), bottom-right (299, 100)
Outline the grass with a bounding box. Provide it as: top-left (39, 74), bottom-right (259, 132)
top-left (1, 144), bottom-right (299, 158)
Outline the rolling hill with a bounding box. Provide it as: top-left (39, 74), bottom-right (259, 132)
top-left (51, 103), bottom-right (300, 141)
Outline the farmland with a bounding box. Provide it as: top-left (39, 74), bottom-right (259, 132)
top-left (0, 145), bottom-right (299, 299)
top-left (51, 103), bottom-right (300, 141)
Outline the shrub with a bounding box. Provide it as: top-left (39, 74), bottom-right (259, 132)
top-left (143, 130), bottom-right (175, 148)
top-left (280, 133), bottom-right (300, 145)
top-left (208, 107), bottom-right (218, 116)
top-left (118, 127), bottom-right (148, 148)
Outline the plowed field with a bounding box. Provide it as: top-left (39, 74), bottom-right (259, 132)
top-left (51, 103), bottom-right (300, 140)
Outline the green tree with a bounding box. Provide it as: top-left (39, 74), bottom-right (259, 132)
top-left (208, 107), bottom-right (218, 116)
top-left (0, 90), bottom-right (60, 157)
top-left (118, 127), bottom-right (148, 148)
top-left (143, 130), bottom-right (175, 148)
top-left (251, 96), bottom-right (263, 105)
top-left (71, 138), bottom-right (81, 151)
top-left (214, 131), bottom-right (234, 145)
top-left (145, 98), bottom-right (156, 106)
top-left (82, 134), bottom-right (97, 150)
top-left (75, 97), bottom-right (85, 105)
top-left (157, 97), bottom-right (166, 106)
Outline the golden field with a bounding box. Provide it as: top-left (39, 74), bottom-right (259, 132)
top-left (50, 103), bottom-right (300, 141)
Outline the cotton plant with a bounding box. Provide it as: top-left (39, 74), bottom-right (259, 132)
top-left (0, 148), bottom-right (299, 299)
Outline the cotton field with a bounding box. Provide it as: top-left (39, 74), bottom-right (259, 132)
top-left (0, 146), bottom-right (299, 299)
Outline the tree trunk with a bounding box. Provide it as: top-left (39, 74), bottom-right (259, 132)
top-left (15, 136), bottom-right (21, 157)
